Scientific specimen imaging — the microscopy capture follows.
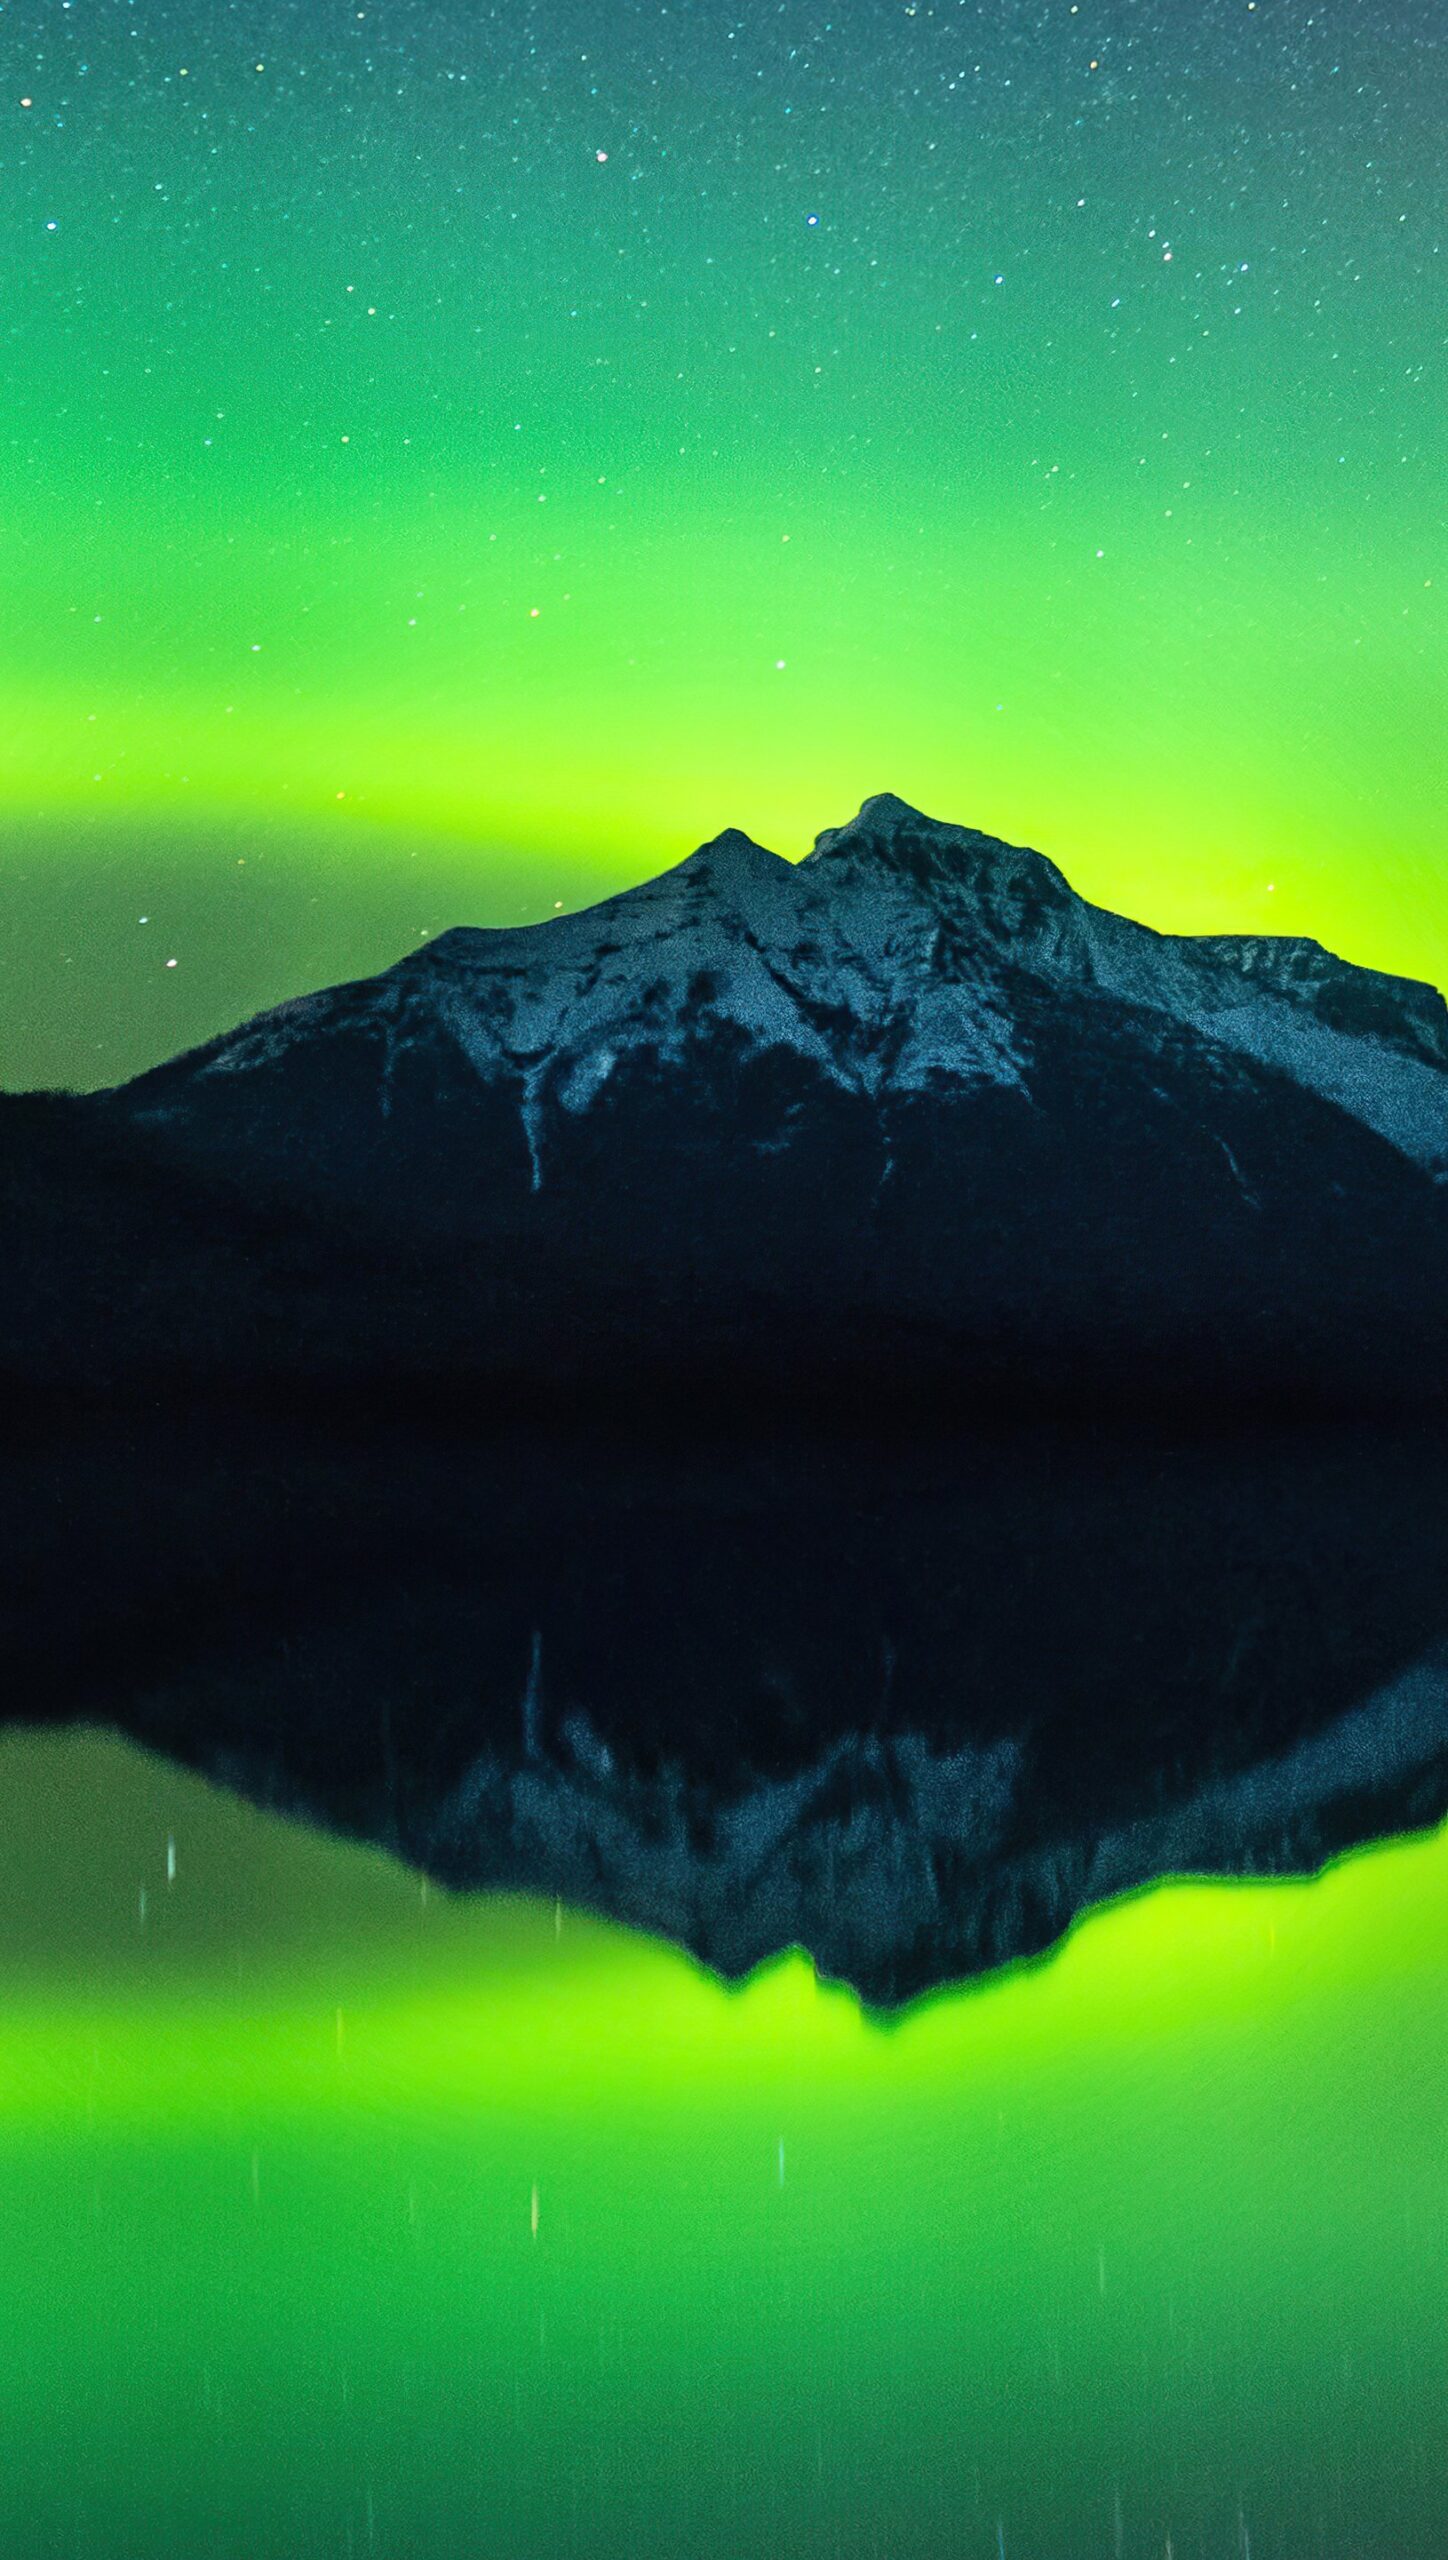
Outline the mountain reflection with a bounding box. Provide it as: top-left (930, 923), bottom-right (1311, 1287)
top-left (3, 1419), bottom-right (1446, 2003)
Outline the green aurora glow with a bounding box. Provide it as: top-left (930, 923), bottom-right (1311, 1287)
top-left (6, 17), bottom-right (1447, 2548)
top-left (2, 1728), bottom-right (1447, 2558)
top-left (3, 1), bottom-right (1445, 1089)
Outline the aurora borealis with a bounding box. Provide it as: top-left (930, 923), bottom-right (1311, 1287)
top-left (4, 1728), bottom-right (1448, 2558)
top-left (6, 11), bottom-right (1448, 2547)
top-left (4, 0), bottom-right (1445, 1090)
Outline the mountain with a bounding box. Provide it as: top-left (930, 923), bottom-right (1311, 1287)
top-left (7, 794), bottom-right (1448, 1418)
top-left (120, 792), bottom-right (1448, 1183)
top-left (5, 1416), bottom-right (1448, 2003)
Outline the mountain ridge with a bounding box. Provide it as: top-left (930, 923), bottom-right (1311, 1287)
top-left (4, 791), bottom-right (1446, 1423)
top-left (116, 796), bottom-right (1448, 1180)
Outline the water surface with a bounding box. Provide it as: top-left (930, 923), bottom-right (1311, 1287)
top-left (2, 1726), bottom-right (1445, 2560)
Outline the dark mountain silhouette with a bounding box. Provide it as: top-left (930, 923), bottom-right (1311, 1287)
top-left (4, 794), bottom-right (1448, 1419)
top-left (4, 1415), bottom-right (1447, 2003)
top-left (7, 802), bottom-right (1448, 1992)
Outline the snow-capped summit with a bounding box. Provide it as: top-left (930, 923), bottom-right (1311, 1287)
top-left (805, 791), bottom-right (1075, 907)
top-left (40, 791), bottom-right (1434, 1423)
top-left (118, 792), bottom-right (1448, 1182)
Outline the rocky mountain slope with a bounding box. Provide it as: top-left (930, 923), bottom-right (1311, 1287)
top-left (121, 793), bottom-right (1448, 1185)
top-left (5, 795), bottom-right (1446, 1418)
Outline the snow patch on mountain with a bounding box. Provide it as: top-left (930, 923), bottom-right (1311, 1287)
top-left (117, 794), bottom-right (1448, 1181)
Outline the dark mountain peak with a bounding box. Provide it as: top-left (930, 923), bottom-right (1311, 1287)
top-left (393, 830), bottom-right (788, 981)
top-left (669, 826), bottom-right (792, 901)
top-left (803, 793), bottom-right (1074, 911)
top-left (683, 825), bottom-right (787, 875)
top-left (806, 790), bottom-right (976, 860)
top-left (836, 790), bottom-right (941, 837)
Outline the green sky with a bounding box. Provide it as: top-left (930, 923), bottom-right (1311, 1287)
top-left (2, 0), bottom-right (1444, 1089)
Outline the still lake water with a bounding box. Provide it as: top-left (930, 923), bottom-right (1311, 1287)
top-left (1, 1725), bottom-right (1444, 2560)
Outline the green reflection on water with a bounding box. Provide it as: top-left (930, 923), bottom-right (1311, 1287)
top-left (1, 1727), bottom-right (1444, 2560)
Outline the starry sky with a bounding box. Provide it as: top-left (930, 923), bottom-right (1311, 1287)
top-left (3, 0), bottom-right (1444, 1089)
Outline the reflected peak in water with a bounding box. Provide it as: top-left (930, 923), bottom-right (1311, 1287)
top-left (4, 1419), bottom-right (1447, 2005)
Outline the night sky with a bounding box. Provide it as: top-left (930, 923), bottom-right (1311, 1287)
top-left (4, 0), bottom-right (1444, 1089)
